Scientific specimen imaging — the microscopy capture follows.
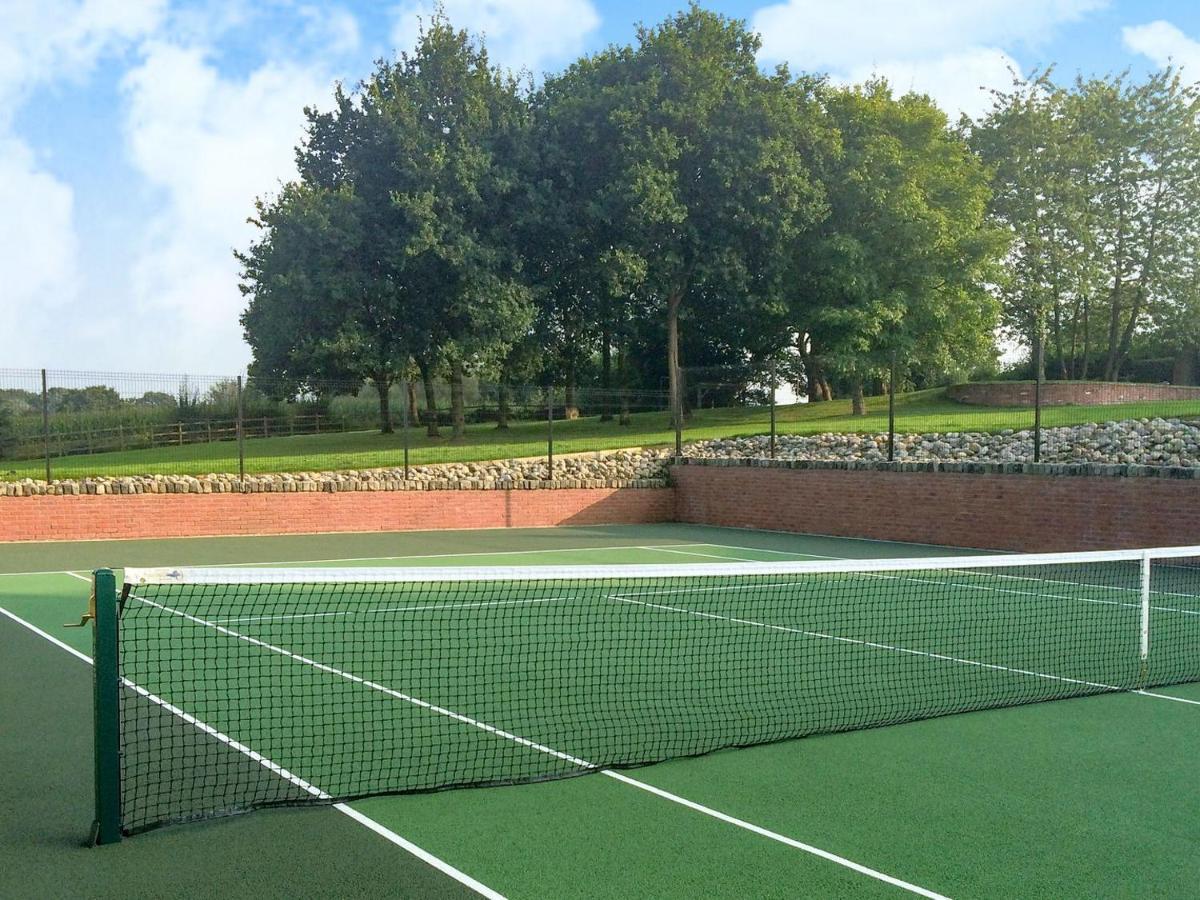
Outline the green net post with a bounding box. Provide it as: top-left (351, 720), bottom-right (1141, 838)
top-left (91, 568), bottom-right (122, 845)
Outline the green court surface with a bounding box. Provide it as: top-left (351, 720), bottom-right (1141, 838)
top-left (3, 524), bottom-right (1199, 899)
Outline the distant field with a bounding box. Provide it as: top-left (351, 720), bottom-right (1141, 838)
top-left (4, 388), bottom-right (1200, 481)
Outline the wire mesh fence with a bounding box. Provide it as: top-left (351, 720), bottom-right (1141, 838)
top-left (675, 363), bottom-right (1200, 468)
top-left (2, 366), bottom-right (1200, 483)
top-left (0, 369), bottom-right (676, 483)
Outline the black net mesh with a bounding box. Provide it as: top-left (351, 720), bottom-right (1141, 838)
top-left (113, 555), bottom-right (1200, 834)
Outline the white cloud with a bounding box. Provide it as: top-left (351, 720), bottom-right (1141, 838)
top-left (1123, 20), bottom-right (1200, 75)
top-left (753, 0), bottom-right (1104, 71)
top-left (0, 0), bottom-right (163, 364)
top-left (0, 0), bottom-right (164, 116)
top-left (846, 47), bottom-right (1020, 121)
top-left (299, 4), bottom-right (362, 57)
top-left (0, 138), bottom-right (80, 333)
top-left (390, 0), bottom-right (600, 77)
top-left (752, 0), bottom-right (1104, 119)
top-left (119, 41), bottom-right (338, 371)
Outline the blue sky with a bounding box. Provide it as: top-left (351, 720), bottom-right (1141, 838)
top-left (4, 0), bottom-right (1200, 375)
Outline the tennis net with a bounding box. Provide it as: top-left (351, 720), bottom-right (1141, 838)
top-left (91, 546), bottom-right (1200, 839)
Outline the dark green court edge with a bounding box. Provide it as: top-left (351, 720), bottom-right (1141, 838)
top-left (91, 568), bottom-right (121, 845)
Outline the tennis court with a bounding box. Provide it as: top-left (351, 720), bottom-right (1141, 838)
top-left (3, 523), bottom-right (1200, 898)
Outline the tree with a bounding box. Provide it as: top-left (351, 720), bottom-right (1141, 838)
top-left (794, 81), bottom-right (1003, 412)
top-left (241, 16), bottom-right (534, 437)
top-left (0, 403), bottom-right (15, 460)
top-left (532, 47), bottom-right (647, 419)
top-left (542, 6), bottom-right (828, 425)
top-left (971, 68), bottom-right (1200, 381)
top-left (46, 386), bottom-right (122, 413)
top-left (381, 15), bottom-right (536, 439)
top-left (239, 180), bottom-right (412, 432)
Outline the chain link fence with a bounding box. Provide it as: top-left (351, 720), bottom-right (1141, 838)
top-left (677, 363), bottom-right (1200, 468)
top-left (2, 366), bottom-right (1200, 483)
top-left (0, 369), bottom-right (674, 483)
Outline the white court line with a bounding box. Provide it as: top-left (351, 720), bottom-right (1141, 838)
top-left (214, 596), bottom-right (562, 625)
top-left (641, 546), bottom-right (796, 562)
top-left (38, 574), bottom-right (505, 899)
top-left (0, 543), bottom-right (713, 578)
top-left (601, 770), bottom-right (949, 899)
top-left (119, 584), bottom-right (948, 899)
top-left (606, 592), bottom-right (1200, 708)
top-left (676, 547), bottom-right (1200, 619)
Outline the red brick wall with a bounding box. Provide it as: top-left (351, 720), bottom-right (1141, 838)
top-left (672, 464), bottom-right (1200, 552)
top-left (947, 381), bottom-right (1200, 407)
top-left (0, 488), bottom-right (673, 543)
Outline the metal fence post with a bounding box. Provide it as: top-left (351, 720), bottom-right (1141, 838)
top-left (673, 367), bottom-right (683, 460)
top-left (41, 368), bottom-right (51, 483)
top-left (768, 360), bottom-right (777, 459)
top-left (1033, 363), bottom-right (1043, 463)
top-left (236, 375), bottom-right (246, 489)
top-left (91, 568), bottom-right (122, 845)
top-left (888, 352), bottom-right (897, 463)
top-left (401, 377), bottom-right (411, 480)
top-left (547, 386), bottom-right (554, 480)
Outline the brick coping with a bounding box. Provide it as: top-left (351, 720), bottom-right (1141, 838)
top-left (673, 457), bottom-right (1200, 479)
top-left (0, 477), bottom-right (670, 497)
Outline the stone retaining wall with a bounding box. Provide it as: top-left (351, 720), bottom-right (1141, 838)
top-left (5, 453), bottom-right (1199, 549)
top-left (672, 459), bottom-right (1200, 552)
top-left (948, 381), bottom-right (1200, 407)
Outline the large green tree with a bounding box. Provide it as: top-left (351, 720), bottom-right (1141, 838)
top-left (385, 17), bottom-right (536, 438)
top-left (794, 81), bottom-right (1003, 412)
top-left (240, 15), bottom-right (533, 436)
top-left (239, 180), bottom-right (413, 432)
top-left (971, 68), bottom-right (1200, 381)
top-left (542, 6), bottom-right (828, 424)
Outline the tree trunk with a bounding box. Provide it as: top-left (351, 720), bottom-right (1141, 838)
top-left (449, 359), bottom-right (466, 440)
top-left (850, 380), bottom-right (865, 416)
top-left (1102, 211), bottom-right (1128, 381)
top-left (1067, 297), bottom-right (1080, 380)
top-left (374, 376), bottom-right (394, 434)
top-left (819, 378), bottom-right (832, 402)
top-left (418, 358), bottom-right (439, 438)
top-left (1102, 291), bottom-right (1123, 381)
top-left (496, 380), bottom-right (510, 429)
top-left (407, 380), bottom-right (418, 426)
top-left (1053, 303), bottom-right (1068, 381)
top-left (599, 325), bottom-right (613, 422)
top-left (564, 355), bottom-right (577, 415)
top-left (1080, 295), bottom-right (1091, 380)
top-left (1031, 314), bottom-right (1047, 383)
top-left (799, 332), bottom-right (826, 402)
top-left (1032, 328), bottom-right (1047, 427)
top-left (666, 287), bottom-right (685, 429)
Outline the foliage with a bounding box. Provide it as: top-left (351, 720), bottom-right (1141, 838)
top-left (792, 80), bottom-right (1003, 411)
top-left (0, 403), bottom-right (14, 459)
top-left (970, 68), bottom-right (1200, 381)
top-left (233, 4), bottom-right (1200, 440)
top-left (533, 5), bottom-right (831, 423)
top-left (239, 14), bottom-right (533, 436)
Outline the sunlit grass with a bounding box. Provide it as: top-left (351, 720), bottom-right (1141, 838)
top-left (3, 387), bottom-right (1198, 480)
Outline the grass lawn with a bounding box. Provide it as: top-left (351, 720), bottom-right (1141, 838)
top-left (4, 388), bottom-right (1199, 481)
